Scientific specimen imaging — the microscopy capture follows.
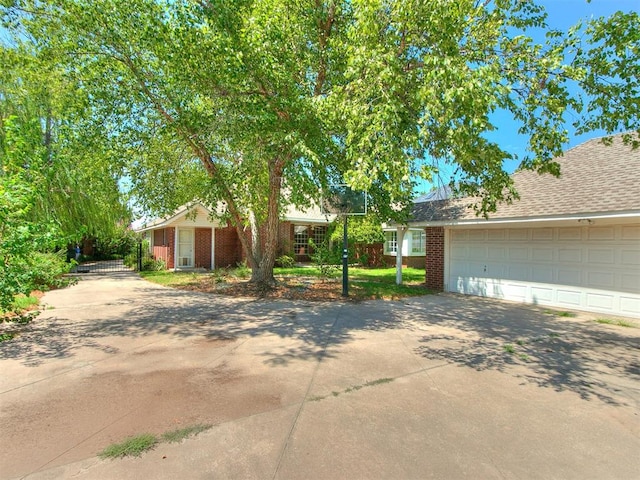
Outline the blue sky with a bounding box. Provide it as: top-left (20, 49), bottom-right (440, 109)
top-left (416, 0), bottom-right (639, 193)
top-left (487, 0), bottom-right (639, 160)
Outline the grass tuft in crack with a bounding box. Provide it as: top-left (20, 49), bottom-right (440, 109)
top-left (161, 424), bottom-right (212, 443)
top-left (100, 424), bottom-right (213, 459)
top-left (99, 434), bottom-right (158, 459)
top-left (595, 318), bottom-right (637, 328)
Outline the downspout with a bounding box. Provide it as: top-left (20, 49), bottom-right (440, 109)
top-left (395, 226), bottom-right (407, 285)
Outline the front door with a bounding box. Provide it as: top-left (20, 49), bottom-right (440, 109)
top-left (177, 228), bottom-right (194, 268)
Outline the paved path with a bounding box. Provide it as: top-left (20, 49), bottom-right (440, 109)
top-left (1, 272), bottom-right (639, 479)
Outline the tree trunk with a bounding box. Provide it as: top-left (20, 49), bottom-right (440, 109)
top-left (248, 158), bottom-right (283, 286)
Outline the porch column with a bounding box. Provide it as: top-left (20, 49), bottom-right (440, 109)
top-left (211, 227), bottom-right (215, 270)
top-left (173, 227), bottom-right (179, 272)
top-left (395, 226), bottom-right (406, 285)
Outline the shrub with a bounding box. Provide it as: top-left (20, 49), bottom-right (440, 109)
top-left (142, 257), bottom-right (166, 271)
top-left (308, 239), bottom-right (340, 280)
top-left (275, 254), bottom-right (295, 268)
top-left (233, 260), bottom-right (251, 278)
top-left (28, 251), bottom-right (74, 290)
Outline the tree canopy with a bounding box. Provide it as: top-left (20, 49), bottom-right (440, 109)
top-left (2, 0), bottom-right (637, 285)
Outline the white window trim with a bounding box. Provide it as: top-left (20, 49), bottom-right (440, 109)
top-left (384, 231), bottom-right (398, 255)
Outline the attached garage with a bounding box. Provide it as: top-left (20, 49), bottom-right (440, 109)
top-left (446, 223), bottom-right (640, 317)
top-left (408, 134), bottom-right (640, 318)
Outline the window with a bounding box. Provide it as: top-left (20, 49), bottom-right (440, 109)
top-left (294, 226), bottom-right (309, 255)
top-left (313, 226), bottom-right (327, 246)
top-left (385, 231), bottom-right (397, 255)
top-left (411, 230), bottom-right (426, 254)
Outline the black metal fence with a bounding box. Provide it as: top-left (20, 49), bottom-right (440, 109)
top-left (72, 242), bottom-right (152, 274)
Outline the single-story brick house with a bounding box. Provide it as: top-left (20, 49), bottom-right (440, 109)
top-left (404, 134), bottom-right (640, 318)
top-left (135, 202), bottom-right (335, 269)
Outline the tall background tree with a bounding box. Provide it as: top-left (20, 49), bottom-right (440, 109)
top-left (2, 0), bottom-right (637, 286)
top-left (0, 42), bottom-right (130, 309)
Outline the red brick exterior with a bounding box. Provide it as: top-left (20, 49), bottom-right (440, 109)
top-left (383, 254), bottom-right (426, 269)
top-left (425, 227), bottom-right (445, 291)
top-left (194, 228), bottom-right (212, 269)
top-left (214, 225), bottom-right (242, 268)
top-left (150, 221), bottom-right (331, 270)
top-left (278, 222), bottom-right (294, 255)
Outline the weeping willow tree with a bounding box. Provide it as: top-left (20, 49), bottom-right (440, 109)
top-left (1, 44), bottom-right (129, 236)
top-left (0, 44), bottom-right (130, 309)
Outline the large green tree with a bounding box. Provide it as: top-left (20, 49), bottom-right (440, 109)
top-left (2, 0), bottom-right (637, 286)
top-left (0, 43), bottom-right (130, 308)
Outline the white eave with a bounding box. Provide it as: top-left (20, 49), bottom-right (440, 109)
top-left (406, 210), bottom-right (640, 229)
top-left (134, 203), bottom-right (215, 233)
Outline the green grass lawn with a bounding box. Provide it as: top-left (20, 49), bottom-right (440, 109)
top-left (140, 266), bottom-right (430, 300)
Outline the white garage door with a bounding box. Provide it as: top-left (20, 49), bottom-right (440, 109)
top-left (447, 225), bottom-right (640, 318)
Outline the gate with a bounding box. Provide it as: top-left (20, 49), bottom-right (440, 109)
top-left (73, 242), bottom-right (151, 273)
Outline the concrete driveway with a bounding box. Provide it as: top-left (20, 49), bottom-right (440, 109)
top-left (1, 272), bottom-right (639, 479)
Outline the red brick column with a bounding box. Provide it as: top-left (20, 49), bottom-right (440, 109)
top-left (166, 227), bottom-right (176, 269)
top-left (425, 227), bottom-right (444, 291)
top-left (195, 228), bottom-right (212, 269)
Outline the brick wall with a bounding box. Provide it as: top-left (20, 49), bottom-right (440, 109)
top-left (382, 255), bottom-right (426, 269)
top-left (278, 222), bottom-right (293, 255)
top-left (165, 227), bottom-right (175, 269)
top-left (195, 228), bottom-right (212, 269)
top-left (215, 226), bottom-right (241, 268)
top-left (425, 227), bottom-right (444, 290)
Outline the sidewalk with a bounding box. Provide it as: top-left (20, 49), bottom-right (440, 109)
top-left (1, 272), bottom-right (639, 479)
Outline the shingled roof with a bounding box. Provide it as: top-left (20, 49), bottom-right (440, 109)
top-left (410, 133), bottom-right (640, 225)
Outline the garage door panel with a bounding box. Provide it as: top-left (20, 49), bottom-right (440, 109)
top-left (532, 228), bottom-right (553, 240)
top-left (509, 247), bottom-right (528, 261)
top-left (621, 297), bottom-right (640, 315)
top-left (622, 225), bottom-right (640, 239)
top-left (503, 283), bottom-right (527, 300)
top-left (468, 246), bottom-right (487, 258)
top-left (588, 248), bottom-right (615, 264)
top-left (531, 286), bottom-right (553, 303)
top-left (532, 248), bottom-right (554, 262)
top-left (621, 249), bottom-right (640, 265)
top-left (532, 266), bottom-right (553, 283)
top-left (588, 227), bottom-right (615, 240)
top-left (506, 265), bottom-right (529, 281)
top-left (508, 229), bottom-right (528, 241)
top-left (621, 274), bottom-right (640, 291)
top-left (586, 293), bottom-right (615, 310)
top-left (447, 225), bottom-right (640, 317)
top-left (557, 290), bottom-right (582, 306)
top-left (450, 245), bottom-right (467, 259)
top-left (558, 248), bottom-right (582, 263)
top-left (468, 230), bottom-right (486, 241)
top-left (558, 269), bottom-right (582, 285)
top-left (586, 271), bottom-right (615, 289)
top-left (558, 228), bottom-right (582, 241)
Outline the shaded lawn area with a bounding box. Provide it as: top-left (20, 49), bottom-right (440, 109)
top-left (140, 267), bottom-right (431, 301)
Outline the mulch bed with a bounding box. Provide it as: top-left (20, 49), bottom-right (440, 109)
top-left (180, 276), bottom-right (352, 301)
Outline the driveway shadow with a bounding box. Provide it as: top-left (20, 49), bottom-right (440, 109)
top-left (400, 295), bottom-right (640, 406)
top-left (2, 279), bottom-right (638, 408)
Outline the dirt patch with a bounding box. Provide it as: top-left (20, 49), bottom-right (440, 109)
top-left (1, 360), bottom-right (284, 478)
